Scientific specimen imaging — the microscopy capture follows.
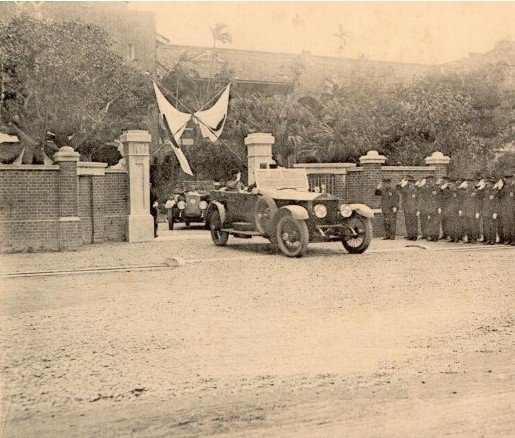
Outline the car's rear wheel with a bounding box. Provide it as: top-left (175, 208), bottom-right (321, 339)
top-left (254, 197), bottom-right (277, 236)
top-left (209, 210), bottom-right (229, 246)
top-left (275, 215), bottom-right (309, 257)
top-left (342, 215), bottom-right (372, 254)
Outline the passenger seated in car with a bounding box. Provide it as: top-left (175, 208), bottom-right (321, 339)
top-left (225, 170), bottom-right (244, 191)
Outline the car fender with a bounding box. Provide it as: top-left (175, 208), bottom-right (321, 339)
top-left (349, 203), bottom-right (374, 218)
top-left (206, 201), bottom-right (226, 225)
top-left (277, 205), bottom-right (310, 220)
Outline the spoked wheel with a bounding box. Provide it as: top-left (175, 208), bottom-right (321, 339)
top-left (275, 215), bottom-right (309, 257)
top-left (342, 215), bottom-right (372, 254)
top-left (209, 210), bottom-right (229, 246)
top-left (254, 197), bottom-right (277, 236)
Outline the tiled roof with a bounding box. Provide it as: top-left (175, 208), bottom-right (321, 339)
top-left (157, 44), bottom-right (296, 84)
top-left (157, 44), bottom-right (431, 96)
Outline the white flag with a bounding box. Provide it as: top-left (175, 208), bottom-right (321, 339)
top-left (153, 82), bottom-right (194, 176)
top-left (166, 140), bottom-right (193, 176)
top-left (194, 84), bottom-right (230, 142)
top-left (153, 82), bottom-right (192, 144)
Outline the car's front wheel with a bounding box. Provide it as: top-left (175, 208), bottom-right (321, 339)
top-left (342, 215), bottom-right (372, 254)
top-left (275, 215), bottom-right (309, 257)
top-left (209, 210), bottom-right (229, 246)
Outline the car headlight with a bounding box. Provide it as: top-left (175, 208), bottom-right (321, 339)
top-left (199, 200), bottom-right (208, 210)
top-left (340, 204), bottom-right (352, 218)
top-left (177, 200), bottom-right (186, 210)
top-left (313, 204), bottom-right (328, 218)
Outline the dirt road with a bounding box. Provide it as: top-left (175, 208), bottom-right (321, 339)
top-left (1, 241), bottom-right (514, 436)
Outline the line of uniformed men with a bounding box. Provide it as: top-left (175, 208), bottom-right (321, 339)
top-left (375, 174), bottom-right (515, 244)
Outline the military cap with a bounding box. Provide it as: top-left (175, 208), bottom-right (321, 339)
top-left (425, 175), bottom-right (435, 180)
top-left (405, 175), bottom-right (415, 181)
top-left (382, 177), bottom-right (391, 182)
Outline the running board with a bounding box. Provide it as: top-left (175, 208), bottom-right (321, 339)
top-left (222, 228), bottom-right (262, 236)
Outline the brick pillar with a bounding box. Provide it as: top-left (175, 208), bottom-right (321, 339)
top-left (53, 146), bottom-right (81, 251)
top-left (91, 175), bottom-right (106, 243)
top-left (425, 151), bottom-right (450, 179)
top-left (245, 133), bottom-right (275, 185)
top-left (359, 150), bottom-right (386, 208)
top-left (121, 130), bottom-right (154, 242)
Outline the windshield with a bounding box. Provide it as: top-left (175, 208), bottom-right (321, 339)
top-left (182, 181), bottom-right (216, 192)
top-left (254, 169), bottom-right (309, 191)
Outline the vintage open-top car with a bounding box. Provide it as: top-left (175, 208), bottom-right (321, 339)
top-left (165, 180), bottom-right (218, 229)
top-left (205, 169), bottom-right (374, 257)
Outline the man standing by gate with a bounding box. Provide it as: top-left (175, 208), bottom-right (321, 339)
top-left (418, 175), bottom-right (441, 241)
top-left (375, 178), bottom-right (400, 240)
top-left (398, 176), bottom-right (418, 240)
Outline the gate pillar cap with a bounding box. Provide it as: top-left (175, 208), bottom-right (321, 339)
top-left (360, 150), bottom-right (386, 165)
top-left (53, 146), bottom-right (80, 162)
top-left (425, 151), bottom-right (450, 165)
top-left (120, 130), bottom-right (151, 144)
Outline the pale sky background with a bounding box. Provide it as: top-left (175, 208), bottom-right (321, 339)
top-left (131, 1), bottom-right (514, 65)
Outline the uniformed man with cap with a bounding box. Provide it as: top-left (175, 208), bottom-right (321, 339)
top-left (458, 178), bottom-right (479, 243)
top-left (375, 177), bottom-right (400, 240)
top-left (439, 176), bottom-right (453, 241)
top-left (415, 177), bottom-right (427, 239)
top-left (419, 175), bottom-right (441, 241)
top-left (496, 174), bottom-right (515, 245)
top-left (397, 175), bottom-right (418, 240)
top-left (481, 177), bottom-right (499, 245)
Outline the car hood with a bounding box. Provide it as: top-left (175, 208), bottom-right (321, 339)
top-left (259, 188), bottom-right (337, 201)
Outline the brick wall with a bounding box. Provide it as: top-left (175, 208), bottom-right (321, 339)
top-left (0, 163), bottom-right (129, 253)
top-left (0, 167), bottom-right (60, 252)
top-left (78, 176), bottom-right (93, 244)
top-left (105, 171), bottom-right (129, 241)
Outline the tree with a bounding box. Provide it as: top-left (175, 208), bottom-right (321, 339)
top-left (0, 14), bottom-right (152, 163)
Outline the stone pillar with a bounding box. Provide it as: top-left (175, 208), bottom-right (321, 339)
top-left (425, 151), bottom-right (450, 179)
top-left (244, 133), bottom-right (275, 185)
top-left (53, 146), bottom-right (81, 251)
top-left (121, 130), bottom-right (154, 242)
top-left (359, 150), bottom-right (386, 209)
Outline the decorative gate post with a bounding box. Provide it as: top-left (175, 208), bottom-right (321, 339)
top-left (359, 150), bottom-right (386, 209)
top-left (245, 133), bottom-right (275, 185)
top-left (121, 130), bottom-right (154, 242)
top-left (425, 151), bottom-right (450, 179)
top-left (53, 146), bottom-right (82, 251)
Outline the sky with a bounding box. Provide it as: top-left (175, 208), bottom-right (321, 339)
top-left (131, 1), bottom-right (514, 65)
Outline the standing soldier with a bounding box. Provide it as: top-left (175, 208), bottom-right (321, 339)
top-left (440, 177), bottom-right (454, 241)
top-left (458, 178), bottom-right (479, 243)
top-left (475, 178), bottom-right (488, 242)
top-left (496, 175), bottom-right (515, 245)
top-left (375, 178), bottom-right (400, 240)
top-left (421, 175), bottom-right (441, 241)
top-left (481, 178), bottom-right (498, 245)
top-left (415, 177), bottom-right (427, 239)
top-left (438, 176), bottom-right (451, 240)
top-left (150, 184), bottom-right (159, 238)
top-left (398, 175), bottom-right (418, 240)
